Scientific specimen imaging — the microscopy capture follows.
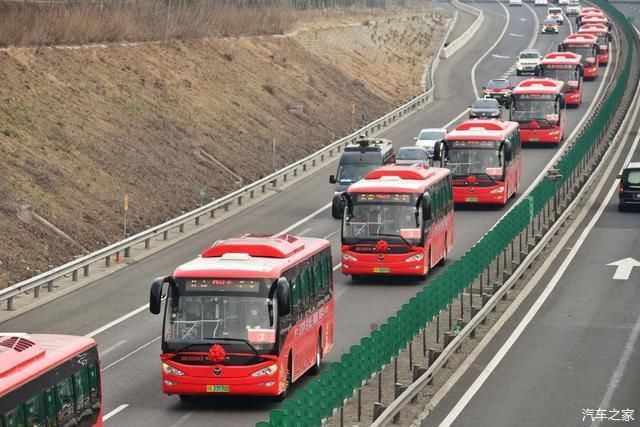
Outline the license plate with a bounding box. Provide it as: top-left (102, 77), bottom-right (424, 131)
top-left (530, 138), bottom-right (539, 142)
top-left (206, 385), bottom-right (229, 393)
top-left (465, 197), bottom-right (478, 202)
top-left (373, 267), bottom-right (390, 273)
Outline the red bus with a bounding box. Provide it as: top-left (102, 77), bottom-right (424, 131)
top-left (433, 120), bottom-right (521, 206)
top-left (509, 78), bottom-right (566, 145)
top-left (579, 13), bottom-right (610, 31)
top-left (576, 8), bottom-right (604, 26)
top-left (149, 233), bottom-right (334, 401)
top-left (537, 52), bottom-right (584, 106)
top-left (0, 334), bottom-right (102, 427)
top-left (559, 33), bottom-right (599, 80)
top-left (578, 23), bottom-right (611, 65)
top-left (341, 164), bottom-right (453, 279)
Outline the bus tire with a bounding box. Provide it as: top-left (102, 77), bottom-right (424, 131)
top-left (438, 239), bottom-right (448, 267)
top-left (331, 203), bottom-right (341, 219)
top-left (276, 355), bottom-right (293, 402)
top-left (309, 334), bottom-right (322, 376)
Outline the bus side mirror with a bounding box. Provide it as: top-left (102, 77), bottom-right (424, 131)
top-left (421, 193), bottom-right (432, 221)
top-left (559, 94), bottom-right (566, 109)
top-left (534, 66), bottom-right (541, 77)
top-left (150, 276), bottom-right (172, 315)
top-left (503, 139), bottom-right (513, 162)
top-left (329, 175), bottom-right (336, 184)
top-left (276, 277), bottom-right (291, 316)
top-left (342, 193), bottom-right (354, 218)
top-left (557, 43), bottom-right (564, 52)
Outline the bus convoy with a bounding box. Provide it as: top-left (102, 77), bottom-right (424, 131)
top-left (0, 4), bottom-right (616, 420)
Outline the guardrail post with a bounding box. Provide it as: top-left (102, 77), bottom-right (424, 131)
top-left (250, 190), bottom-right (255, 199)
top-left (210, 209), bottom-right (216, 218)
top-left (72, 270), bottom-right (78, 282)
top-left (443, 332), bottom-right (455, 350)
top-left (179, 224), bottom-right (185, 233)
top-left (105, 255), bottom-right (111, 267)
top-left (238, 196), bottom-right (243, 206)
top-left (124, 247), bottom-right (130, 258)
top-left (195, 216), bottom-right (200, 226)
top-left (163, 231), bottom-right (169, 240)
top-left (83, 265), bottom-right (89, 277)
top-left (7, 297), bottom-right (14, 311)
top-left (283, 173), bottom-right (288, 182)
top-left (34, 286), bottom-right (40, 298)
top-left (312, 158), bottom-right (317, 167)
top-left (394, 383), bottom-right (408, 422)
top-left (47, 281), bottom-right (54, 292)
top-left (373, 403), bottom-right (386, 421)
top-left (145, 238), bottom-right (150, 249)
top-left (225, 203), bottom-right (230, 212)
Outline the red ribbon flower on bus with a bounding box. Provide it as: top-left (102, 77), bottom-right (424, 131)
top-left (375, 240), bottom-right (389, 253)
top-left (208, 344), bottom-right (226, 364)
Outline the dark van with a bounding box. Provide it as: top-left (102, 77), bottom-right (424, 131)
top-left (618, 162), bottom-right (640, 211)
top-left (329, 137), bottom-right (395, 218)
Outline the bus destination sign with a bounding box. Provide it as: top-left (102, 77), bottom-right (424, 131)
top-left (515, 93), bottom-right (555, 100)
top-left (357, 193), bottom-right (412, 203)
top-left (449, 140), bottom-right (498, 149)
top-left (544, 64), bottom-right (576, 69)
top-left (185, 278), bottom-right (261, 293)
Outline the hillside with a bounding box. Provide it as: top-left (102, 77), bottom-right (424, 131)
top-left (0, 5), bottom-right (449, 286)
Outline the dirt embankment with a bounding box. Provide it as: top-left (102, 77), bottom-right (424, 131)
top-left (0, 6), bottom-right (449, 286)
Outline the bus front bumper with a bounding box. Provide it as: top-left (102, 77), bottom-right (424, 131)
top-left (341, 251), bottom-right (427, 276)
top-left (453, 186), bottom-right (507, 205)
top-left (597, 52), bottom-right (608, 65)
top-left (565, 91), bottom-right (581, 106)
top-left (520, 128), bottom-right (562, 144)
top-left (583, 66), bottom-right (598, 79)
top-left (162, 372), bottom-right (282, 396)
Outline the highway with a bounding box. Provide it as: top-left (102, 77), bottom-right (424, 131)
top-left (422, 7), bottom-right (640, 427)
top-left (0, 1), bottom-right (617, 426)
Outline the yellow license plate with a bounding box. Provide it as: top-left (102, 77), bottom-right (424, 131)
top-left (206, 385), bottom-right (229, 393)
top-left (530, 138), bottom-right (539, 142)
top-left (373, 267), bottom-right (390, 273)
top-left (465, 197), bottom-right (478, 202)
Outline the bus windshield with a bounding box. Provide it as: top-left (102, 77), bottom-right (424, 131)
top-left (446, 142), bottom-right (503, 179)
top-left (510, 96), bottom-right (558, 123)
top-left (164, 281), bottom-right (277, 354)
top-left (544, 68), bottom-right (579, 83)
top-left (343, 193), bottom-right (422, 245)
top-left (564, 45), bottom-right (594, 59)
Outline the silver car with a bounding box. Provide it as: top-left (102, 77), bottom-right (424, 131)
top-left (395, 146), bottom-right (430, 166)
top-left (414, 128), bottom-right (447, 158)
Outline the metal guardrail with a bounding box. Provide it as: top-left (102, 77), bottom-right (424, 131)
top-left (441, 0), bottom-right (484, 59)
top-left (0, 8), bottom-right (457, 311)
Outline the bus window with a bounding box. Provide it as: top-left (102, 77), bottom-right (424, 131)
top-left (55, 377), bottom-right (74, 425)
top-left (24, 395), bottom-right (45, 427)
top-left (73, 367), bottom-right (90, 415)
top-left (43, 387), bottom-right (56, 427)
top-left (88, 362), bottom-right (100, 408)
top-left (3, 405), bottom-right (25, 427)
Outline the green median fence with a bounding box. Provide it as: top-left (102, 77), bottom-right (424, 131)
top-left (259, 1), bottom-right (636, 425)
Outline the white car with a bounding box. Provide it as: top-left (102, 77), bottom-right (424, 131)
top-left (414, 128), bottom-right (447, 158)
top-left (566, 3), bottom-right (581, 15)
top-left (534, 0), bottom-right (548, 6)
top-left (509, 0), bottom-right (523, 6)
top-left (548, 7), bottom-right (564, 24)
top-left (516, 49), bottom-right (541, 76)
top-left (558, 0), bottom-right (570, 5)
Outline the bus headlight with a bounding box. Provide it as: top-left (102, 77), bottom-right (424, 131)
top-left (549, 130), bottom-right (560, 135)
top-left (343, 253), bottom-right (358, 262)
top-left (163, 363), bottom-right (185, 376)
top-left (251, 364), bottom-right (278, 377)
top-left (405, 253), bottom-right (424, 263)
top-left (490, 187), bottom-right (505, 194)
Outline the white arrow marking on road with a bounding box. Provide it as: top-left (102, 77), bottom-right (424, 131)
top-left (607, 257), bottom-right (640, 280)
top-left (492, 54), bottom-right (511, 59)
top-left (520, 18), bottom-right (527, 21)
top-left (509, 33), bottom-right (525, 37)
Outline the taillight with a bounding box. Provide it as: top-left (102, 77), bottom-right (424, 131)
top-left (619, 181), bottom-right (624, 193)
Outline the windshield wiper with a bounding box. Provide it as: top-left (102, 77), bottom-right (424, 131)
top-left (473, 172), bottom-right (498, 184)
top-left (373, 233), bottom-right (413, 248)
top-left (205, 337), bottom-right (260, 357)
top-left (173, 343), bottom-right (208, 354)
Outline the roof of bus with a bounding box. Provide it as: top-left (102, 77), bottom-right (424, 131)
top-left (0, 334), bottom-right (96, 396)
top-left (578, 23), bottom-right (609, 34)
top-left (579, 7), bottom-right (603, 16)
top-left (581, 15), bottom-right (608, 24)
top-left (540, 52), bottom-right (582, 65)
top-left (347, 164), bottom-right (450, 194)
top-left (563, 33), bottom-right (598, 44)
top-left (445, 119), bottom-right (519, 140)
top-left (172, 234), bottom-right (330, 279)
top-left (512, 78), bottom-right (564, 95)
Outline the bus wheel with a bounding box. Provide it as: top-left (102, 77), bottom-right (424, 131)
top-left (310, 334), bottom-right (322, 376)
top-left (276, 356), bottom-right (293, 402)
top-left (438, 240), bottom-right (448, 266)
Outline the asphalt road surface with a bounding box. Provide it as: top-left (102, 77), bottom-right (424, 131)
top-left (0, 1), bottom-right (616, 426)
